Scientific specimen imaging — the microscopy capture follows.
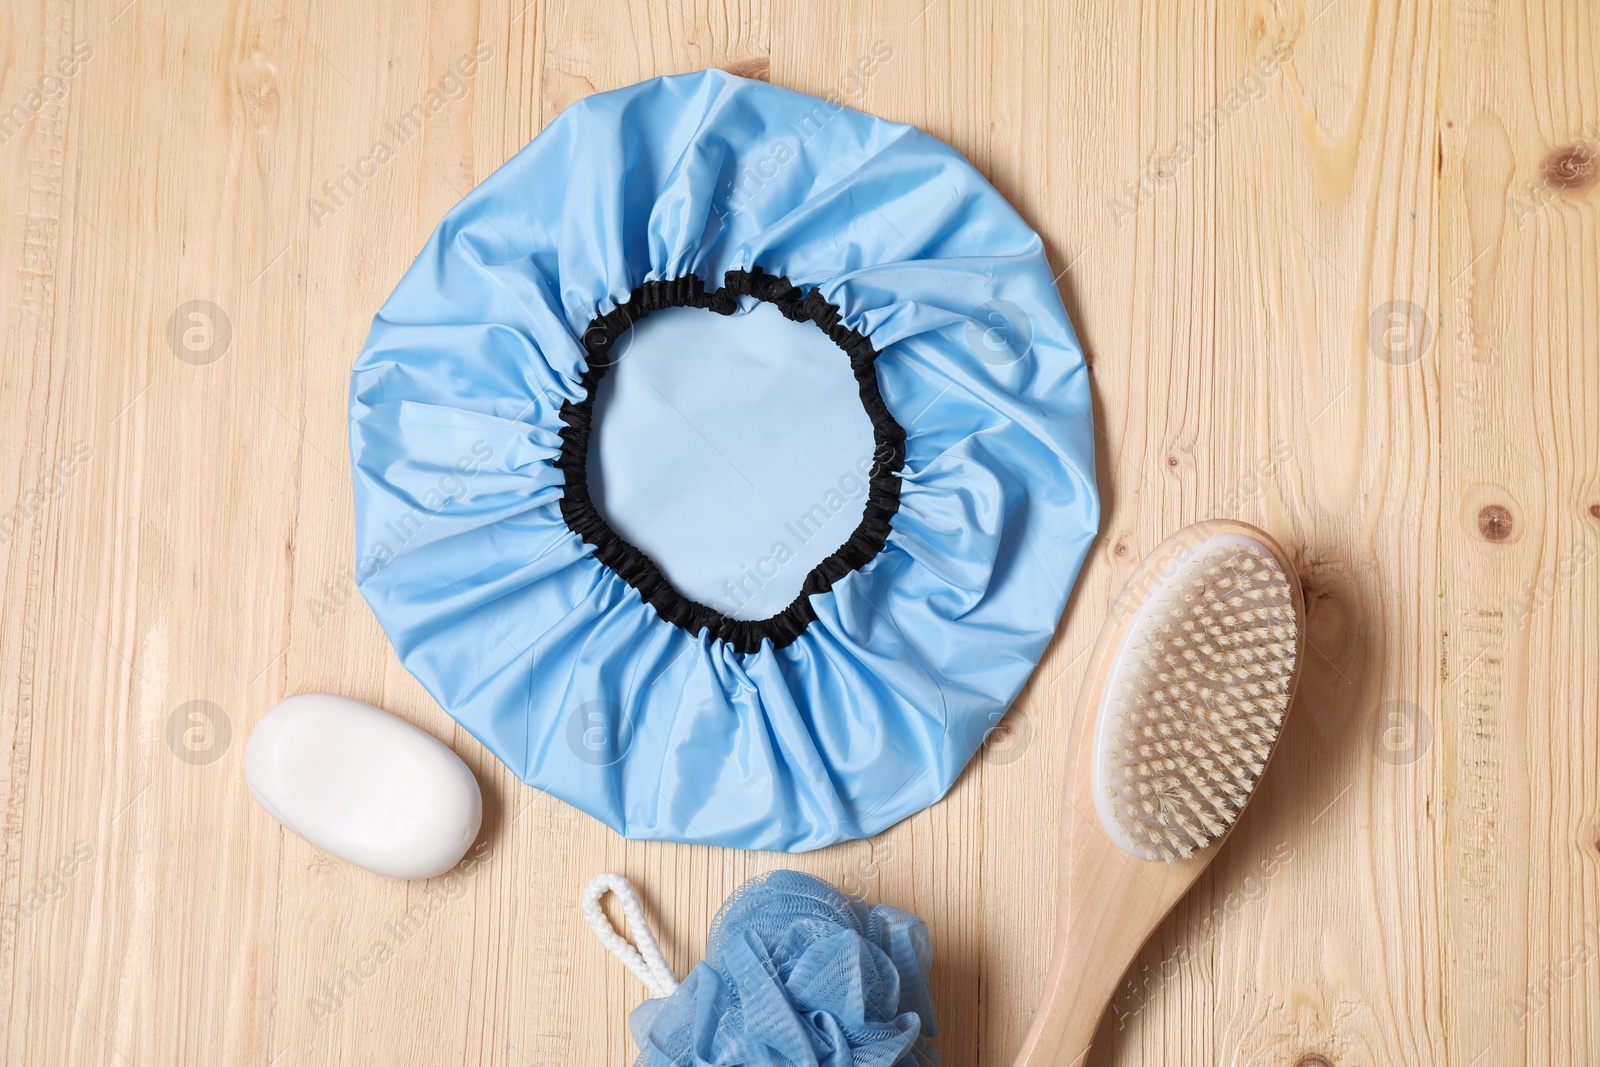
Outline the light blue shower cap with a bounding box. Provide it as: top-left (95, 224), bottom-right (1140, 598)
top-left (349, 69), bottom-right (1097, 851)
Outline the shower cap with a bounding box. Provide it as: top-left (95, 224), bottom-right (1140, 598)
top-left (630, 870), bottom-right (938, 1066)
top-left (349, 69), bottom-right (1097, 851)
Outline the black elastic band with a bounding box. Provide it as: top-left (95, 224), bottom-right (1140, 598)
top-left (555, 267), bottom-right (905, 653)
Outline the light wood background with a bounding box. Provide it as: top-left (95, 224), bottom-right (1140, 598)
top-left (2, 0), bottom-right (1596, 1063)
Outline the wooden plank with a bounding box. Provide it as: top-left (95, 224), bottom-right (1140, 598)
top-left (0, 0), bottom-right (1595, 1063)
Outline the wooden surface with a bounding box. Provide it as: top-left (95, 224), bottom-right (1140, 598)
top-left (2, 1), bottom-right (1596, 1064)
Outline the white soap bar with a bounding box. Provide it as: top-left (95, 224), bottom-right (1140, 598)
top-left (245, 693), bottom-right (483, 880)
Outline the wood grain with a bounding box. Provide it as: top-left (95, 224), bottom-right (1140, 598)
top-left (1, 1), bottom-right (1595, 1064)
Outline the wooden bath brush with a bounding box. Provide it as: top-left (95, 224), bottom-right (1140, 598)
top-left (1014, 519), bottom-right (1306, 1065)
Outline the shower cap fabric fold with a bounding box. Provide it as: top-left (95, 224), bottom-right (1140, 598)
top-left (348, 68), bottom-right (1098, 852)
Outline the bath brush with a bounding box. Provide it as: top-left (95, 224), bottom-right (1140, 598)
top-left (1015, 519), bottom-right (1305, 1065)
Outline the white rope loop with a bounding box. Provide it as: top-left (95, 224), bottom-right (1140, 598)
top-left (581, 872), bottom-right (680, 999)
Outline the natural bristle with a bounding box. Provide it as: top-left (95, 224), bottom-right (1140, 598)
top-left (1097, 541), bottom-right (1297, 862)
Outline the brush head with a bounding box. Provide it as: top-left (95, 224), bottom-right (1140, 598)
top-left (1091, 532), bottom-right (1299, 862)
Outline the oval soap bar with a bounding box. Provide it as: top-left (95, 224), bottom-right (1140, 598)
top-left (245, 693), bottom-right (483, 880)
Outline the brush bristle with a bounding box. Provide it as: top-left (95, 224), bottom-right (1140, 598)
top-left (1098, 540), bottom-right (1297, 862)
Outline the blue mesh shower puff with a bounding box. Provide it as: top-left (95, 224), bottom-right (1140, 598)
top-left (629, 870), bottom-right (939, 1066)
top-left (349, 69), bottom-right (1099, 851)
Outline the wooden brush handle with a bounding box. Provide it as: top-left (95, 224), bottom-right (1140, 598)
top-left (1012, 792), bottom-right (1211, 1065)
